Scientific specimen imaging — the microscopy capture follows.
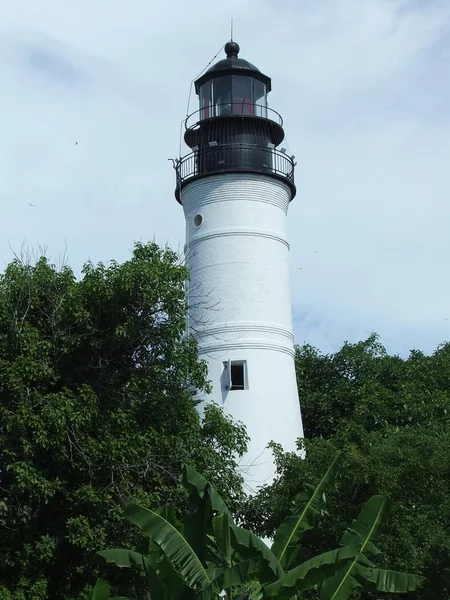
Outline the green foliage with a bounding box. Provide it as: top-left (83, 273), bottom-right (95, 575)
top-left (245, 334), bottom-right (450, 600)
top-left (88, 579), bottom-right (112, 600)
top-left (271, 454), bottom-right (341, 569)
top-left (0, 243), bottom-right (248, 600)
top-left (124, 502), bottom-right (212, 590)
top-left (92, 464), bottom-right (422, 600)
top-left (319, 495), bottom-right (391, 600)
top-left (264, 545), bottom-right (362, 599)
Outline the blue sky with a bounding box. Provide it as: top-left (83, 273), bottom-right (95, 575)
top-left (1, 0), bottom-right (449, 357)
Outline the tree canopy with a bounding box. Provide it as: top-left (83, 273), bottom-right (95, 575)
top-left (244, 334), bottom-right (450, 600)
top-left (0, 243), bottom-right (247, 600)
top-left (0, 241), bottom-right (444, 599)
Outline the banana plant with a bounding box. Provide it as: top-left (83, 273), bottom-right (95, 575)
top-left (95, 467), bottom-right (238, 600)
top-left (91, 460), bottom-right (423, 600)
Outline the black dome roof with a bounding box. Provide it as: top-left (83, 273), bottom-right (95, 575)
top-left (194, 42), bottom-right (271, 93)
top-left (207, 56), bottom-right (260, 75)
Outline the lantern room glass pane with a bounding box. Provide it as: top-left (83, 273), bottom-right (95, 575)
top-left (232, 75), bottom-right (253, 115)
top-left (253, 79), bottom-right (267, 117)
top-left (199, 81), bottom-right (212, 119)
top-left (213, 76), bottom-right (232, 116)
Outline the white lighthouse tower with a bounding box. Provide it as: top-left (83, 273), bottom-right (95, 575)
top-left (175, 41), bottom-right (304, 492)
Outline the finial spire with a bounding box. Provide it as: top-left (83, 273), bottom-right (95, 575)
top-left (231, 18), bottom-right (234, 41)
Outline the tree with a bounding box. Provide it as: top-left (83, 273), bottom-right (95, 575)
top-left (244, 334), bottom-right (450, 599)
top-left (91, 462), bottom-right (422, 600)
top-left (0, 243), bottom-right (248, 600)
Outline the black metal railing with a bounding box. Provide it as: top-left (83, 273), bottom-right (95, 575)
top-left (175, 143), bottom-right (295, 188)
top-left (185, 103), bottom-right (283, 131)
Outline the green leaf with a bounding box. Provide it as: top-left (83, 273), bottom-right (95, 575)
top-left (148, 538), bottom-right (162, 570)
top-left (199, 558), bottom-right (261, 600)
top-left (230, 524), bottom-right (284, 580)
top-left (271, 453), bottom-right (341, 568)
top-left (157, 553), bottom-right (188, 600)
top-left (157, 504), bottom-right (184, 531)
top-left (88, 579), bottom-right (111, 600)
top-left (97, 548), bottom-right (166, 599)
top-left (181, 464), bottom-right (232, 516)
top-left (363, 568), bottom-right (424, 593)
top-left (124, 502), bottom-right (211, 590)
top-left (263, 544), bottom-right (361, 599)
top-left (212, 512), bottom-right (232, 567)
top-left (340, 495), bottom-right (391, 552)
top-left (97, 549), bottom-right (149, 573)
top-left (182, 465), bottom-right (234, 566)
top-left (320, 566), bottom-right (362, 600)
top-left (182, 485), bottom-right (213, 564)
top-left (319, 496), bottom-right (392, 600)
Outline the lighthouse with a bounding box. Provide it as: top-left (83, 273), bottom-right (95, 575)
top-left (175, 41), bottom-right (304, 492)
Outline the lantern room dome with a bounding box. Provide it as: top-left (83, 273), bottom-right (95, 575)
top-left (194, 41), bottom-right (271, 93)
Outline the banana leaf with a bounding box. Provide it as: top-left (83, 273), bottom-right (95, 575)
top-left (124, 502), bottom-right (211, 590)
top-left (157, 553), bottom-right (187, 600)
top-left (263, 544), bottom-right (362, 599)
top-left (319, 495), bottom-right (396, 600)
top-left (320, 565), bottom-right (362, 600)
top-left (212, 512), bottom-right (232, 567)
top-left (97, 549), bottom-right (149, 573)
top-left (182, 485), bottom-right (213, 564)
top-left (88, 579), bottom-right (133, 600)
top-left (88, 579), bottom-right (111, 600)
top-left (230, 524), bottom-right (284, 580)
top-left (340, 495), bottom-right (391, 552)
top-left (363, 567), bottom-right (424, 593)
top-left (181, 464), bottom-right (232, 517)
top-left (97, 548), bottom-right (166, 599)
top-left (272, 453), bottom-right (341, 568)
top-left (199, 558), bottom-right (262, 600)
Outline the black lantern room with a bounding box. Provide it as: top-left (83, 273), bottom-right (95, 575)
top-left (175, 42), bottom-right (296, 202)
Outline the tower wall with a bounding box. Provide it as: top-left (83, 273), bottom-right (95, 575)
top-left (182, 173), bottom-right (304, 492)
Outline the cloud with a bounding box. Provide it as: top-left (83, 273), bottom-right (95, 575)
top-left (23, 44), bottom-right (85, 86)
top-left (1, 0), bottom-right (450, 356)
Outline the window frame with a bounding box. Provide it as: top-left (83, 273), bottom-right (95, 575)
top-left (224, 359), bottom-right (247, 391)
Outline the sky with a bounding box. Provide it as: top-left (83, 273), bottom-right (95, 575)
top-left (1, 0), bottom-right (450, 358)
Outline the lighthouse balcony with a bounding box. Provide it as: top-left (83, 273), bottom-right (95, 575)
top-left (175, 143), bottom-right (295, 203)
top-left (184, 104), bottom-right (285, 148)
